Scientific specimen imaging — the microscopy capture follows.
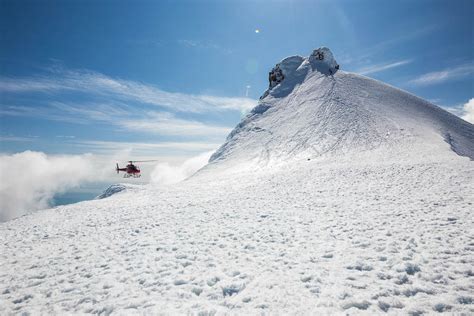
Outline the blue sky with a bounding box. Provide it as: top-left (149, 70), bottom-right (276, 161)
top-left (1, 0), bottom-right (473, 158)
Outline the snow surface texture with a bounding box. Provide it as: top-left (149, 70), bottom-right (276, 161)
top-left (1, 47), bottom-right (473, 315)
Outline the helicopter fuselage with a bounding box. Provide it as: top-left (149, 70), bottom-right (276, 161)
top-left (116, 163), bottom-right (141, 178)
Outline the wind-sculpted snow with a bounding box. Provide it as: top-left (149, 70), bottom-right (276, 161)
top-left (0, 158), bottom-right (473, 314)
top-left (95, 184), bottom-right (141, 199)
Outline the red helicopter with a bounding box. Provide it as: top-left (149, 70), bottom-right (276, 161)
top-left (116, 160), bottom-right (157, 178)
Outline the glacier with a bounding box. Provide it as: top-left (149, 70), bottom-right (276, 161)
top-left (0, 48), bottom-right (473, 315)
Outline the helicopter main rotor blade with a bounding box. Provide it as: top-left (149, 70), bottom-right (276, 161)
top-left (128, 160), bottom-right (159, 163)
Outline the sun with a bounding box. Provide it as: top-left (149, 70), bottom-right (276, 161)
top-left (255, 29), bottom-right (260, 34)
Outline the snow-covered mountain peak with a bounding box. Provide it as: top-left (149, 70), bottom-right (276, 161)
top-left (208, 48), bottom-right (473, 169)
top-left (263, 47), bottom-right (339, 99)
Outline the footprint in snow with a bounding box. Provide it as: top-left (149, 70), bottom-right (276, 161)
top-left (222, 283), bottom-right (245, 297)
top-left (433, 303), bottom-right (452, 312)
top-left (343, 300), bottom-right (371, 310)
top-left (346, 262), bottom-right (373, 271)
top-left (207, 276), bottom-right (220, 287)
top-left (242, 297), bottom-right (252, 303)
top-left (457, 296), bottom-right (473, 304)
top-left (191, 287), bottom-right (203, 296)
top-left (173, 279), bottom-right (187, 286)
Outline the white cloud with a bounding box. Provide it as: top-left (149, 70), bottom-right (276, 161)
top-left (1, 103), bottom-right (233, 138)
top-left (357, 59), bottom-right (413, 75)
top-left (150, 151), bottom-right (213, 185)
top-left (0, 151), bottom-right (109, 222)
top-left (55, 135), bottom-right (76, 139)
top-left (461, 98), bottom-right (474, 123)
top-left (0, 68), bottom-right (257, 113)
top-left (0, 136), bottom-right (36, 142)
top-left (0, 79), bottom-right (63, 93)
top-left (1, 103), bottom-right (132, 127)
top-left (409, 64), bottom-right (474, 86)
top-left (120, 112), bottom-right (232, 136)
top-left (74, 140), bottom-right (221, 156)
top-left (440, 98), bottom-right (474, 124)
top-left (0, 67), bottom-right (254, 138)
top-left (177, 39), bottom-right (232, 54)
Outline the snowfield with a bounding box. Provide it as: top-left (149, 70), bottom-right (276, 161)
top-left (1, 48), bottom-right (473, 315)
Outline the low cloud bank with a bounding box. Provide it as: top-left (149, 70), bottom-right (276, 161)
top-left (0, 150), bottom-right (215, 222)
top-left (0, 151), bottom-right (107, 222)
top-left (461, 98), bottom-right (474, 123)
top-left (150, 151), bottom-right (213, 185)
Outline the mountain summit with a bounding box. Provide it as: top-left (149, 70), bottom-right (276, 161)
top-left (209, 47), bottom-right (473, 168)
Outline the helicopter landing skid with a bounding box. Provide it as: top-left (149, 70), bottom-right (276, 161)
top-left (124, 174), bottom-right (141, 178)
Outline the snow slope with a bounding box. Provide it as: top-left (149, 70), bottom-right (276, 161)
top-left (210, 48), bottom-right (473, 170)
top-left (1, 48), bottom-right (473, 315)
